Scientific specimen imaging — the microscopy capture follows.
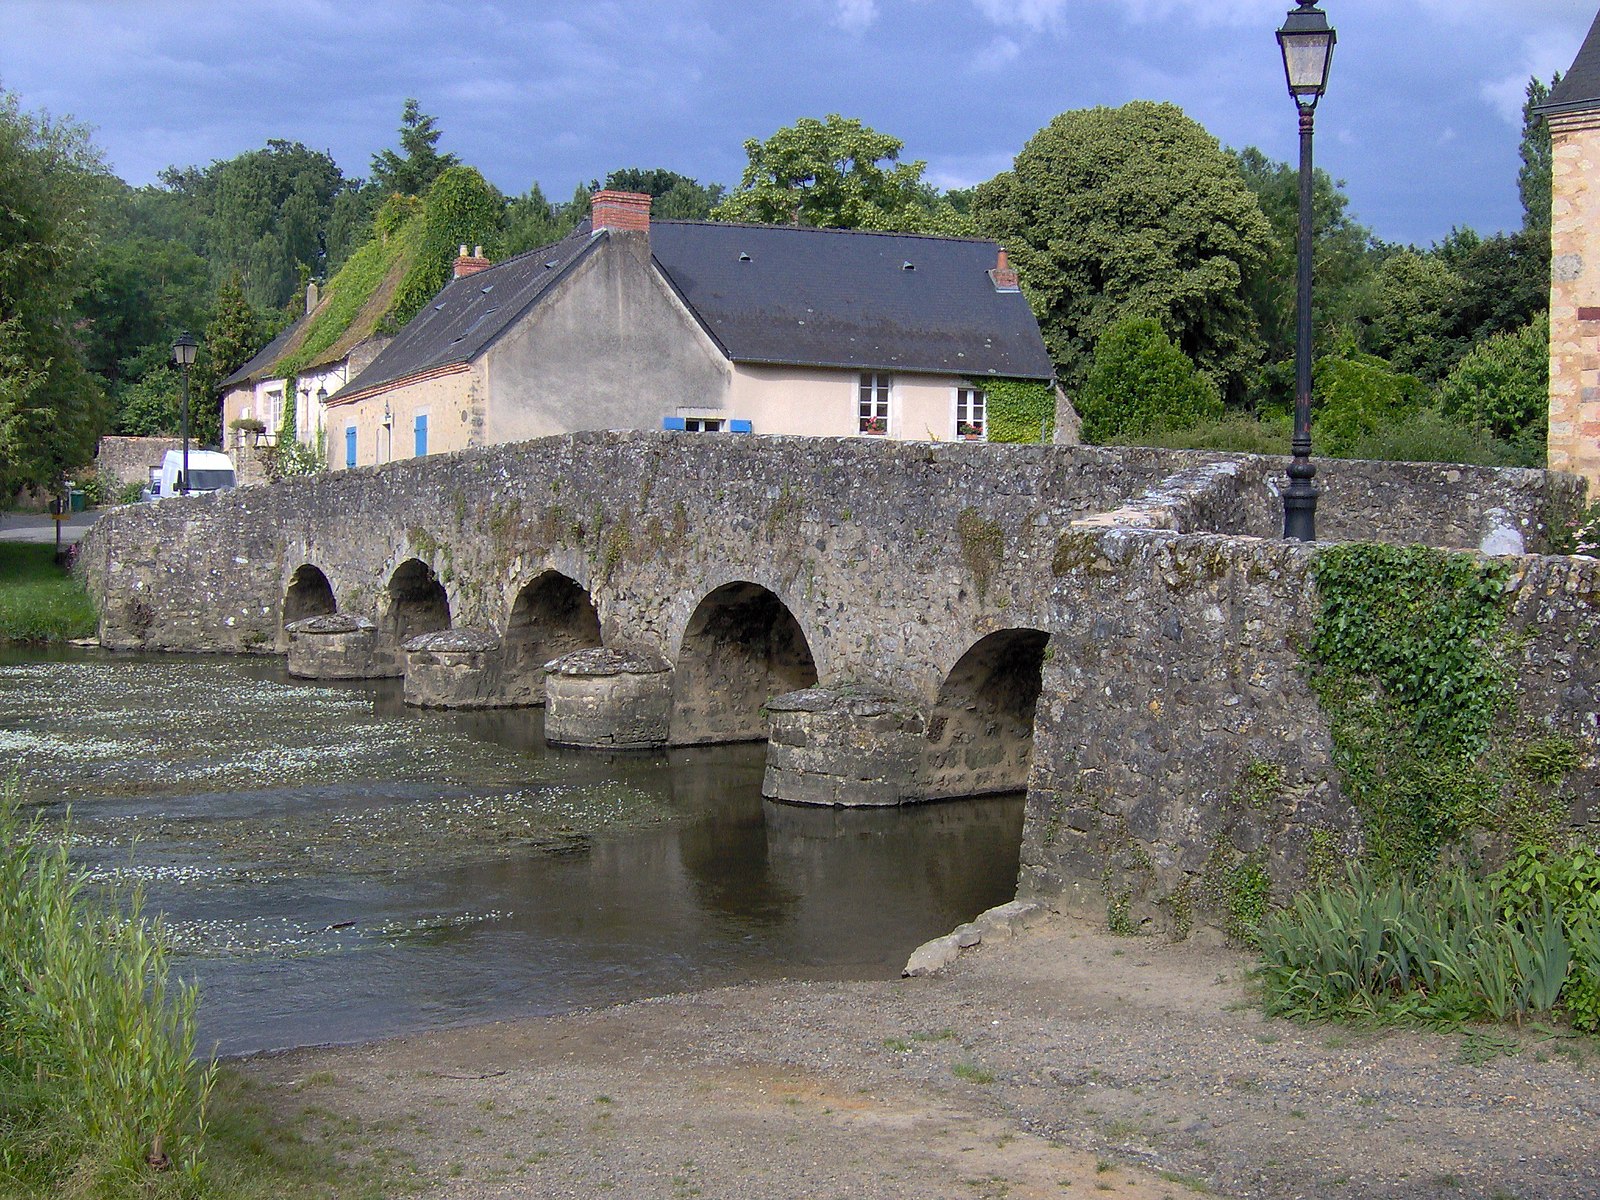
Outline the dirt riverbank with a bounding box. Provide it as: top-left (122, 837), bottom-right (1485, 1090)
top-left (241, 913), bottom-right (1600, 1199)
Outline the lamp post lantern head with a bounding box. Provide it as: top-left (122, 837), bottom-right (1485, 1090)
top-left (1278, 0), bottom-right (1336, 111)
top-left (171, 331), bottom-right (199, 368)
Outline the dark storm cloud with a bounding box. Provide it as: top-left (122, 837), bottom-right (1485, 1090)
top-left (2, 0), bottom-right (1593, 244)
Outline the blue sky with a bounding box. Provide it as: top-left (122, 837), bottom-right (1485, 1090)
top-left (1, 0), bottom-right (1593, 246)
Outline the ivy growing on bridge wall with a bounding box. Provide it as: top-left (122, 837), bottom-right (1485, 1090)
top-left (1308, 543), bottom-right (1578, 874)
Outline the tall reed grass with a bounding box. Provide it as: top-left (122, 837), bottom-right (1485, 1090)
top-left (0, 783), bottom-right (213, 1197)
top-left (1256, 862), bottom-right (1600, 1029)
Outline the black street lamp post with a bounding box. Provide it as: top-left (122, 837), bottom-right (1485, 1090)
top-left (172, 332), bottom-right (199, 494)
top-left (1277, 0), bottom-right (1336, 542)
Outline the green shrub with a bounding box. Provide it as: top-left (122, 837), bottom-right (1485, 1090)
top-left (1076, 317), bottom-right (1223, 444)
top-left (1566, 919), bottom-right (1600, 1032)
top-left (1437, 314), bottom-right (1548, 442)
top-left (75, 473), bottom-right (110, 506)
top-left (0, 783), bottom-right (213, 1193)
top-left (1338, 405), bottom-right (1538, 468)
top-left (1113, 412), bottom-right (1290, 455)
top-left (115, 479), bottom-right (147, 506)
top-left (1491, 842), bottom-right (1600, 927)
top-left (1311, 352), bottom-right (1427, 455)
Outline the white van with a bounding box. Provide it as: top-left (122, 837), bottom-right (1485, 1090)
top-left (148, 450), bottom-right (237, 500)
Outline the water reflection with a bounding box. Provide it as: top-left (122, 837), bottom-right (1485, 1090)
top-left (1, 647), bottom-right (1023, 1054)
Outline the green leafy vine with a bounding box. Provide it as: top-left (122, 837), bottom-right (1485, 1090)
top-left (1308, 543), bottom-right (1575, 874)
top-left (970, 377), bottom-right (1055, 444)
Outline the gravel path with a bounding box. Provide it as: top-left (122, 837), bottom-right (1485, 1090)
top-left (243, 914), bottom-right (1600, 1199)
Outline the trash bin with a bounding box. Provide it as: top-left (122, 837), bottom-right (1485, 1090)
top-left (68, 488), bottom-right (86, 512)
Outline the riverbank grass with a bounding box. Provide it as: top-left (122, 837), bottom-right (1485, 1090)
top-left (0, 542), bottom-right (97, 642)
top-left (0, 787), bottom-right (211, 1196)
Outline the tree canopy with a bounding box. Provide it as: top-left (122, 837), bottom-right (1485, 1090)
top-left (158, 140), bottom-right (344, 311)
top-left (603, 168), bottom-right (724, 219)
top-left (974, 102), bottom-right (1274, 399)
top-left (371, 98), bottom-right (459, 199)
top-left (712, 114), bottom-right (971, 233)
top-left (0, 87), bottom-right (107, 493)
top-left (1233, 146), bottom-right (1377, 380)
top-left (1520, 74), bottom-right (1560, 256)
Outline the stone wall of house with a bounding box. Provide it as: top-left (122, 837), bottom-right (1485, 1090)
top-left (1550, 109), bottom-right (1600, 494)
top-left (75, 432), bottom-right (1599, 930)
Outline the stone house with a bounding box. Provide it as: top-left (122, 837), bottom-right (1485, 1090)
top-left (219, 285), bottom-right (391, 481)
top-left (324, 190), bottom-right (1061, 470)
top-left (1546, 10), bottom-right (1600, 492)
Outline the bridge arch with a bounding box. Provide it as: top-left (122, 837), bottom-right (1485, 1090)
top-left (500, 569), bottom-right (604, 705)
top-left (922, 628), bottom-right (1050, 799)
top-left (282, 564), bottom-right (336, 628)
top-left (670, 581), bottom-right (818, 745)
top-left (381, 557), bottom-right (451, 650)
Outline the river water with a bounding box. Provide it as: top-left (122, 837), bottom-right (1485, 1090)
top-left (0, 648), bottom-right (1024, 1054)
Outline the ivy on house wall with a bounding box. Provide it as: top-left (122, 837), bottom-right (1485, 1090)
top-left (971, 378), bottom-right (1056, 444)
top-left (1308, 543), bottom-right (1577, 874)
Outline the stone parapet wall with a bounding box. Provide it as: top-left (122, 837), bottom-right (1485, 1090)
top-left (1231, 457), bottom-right (1583, 551)
top-left (1023, 527), bottom-right (1600, 932)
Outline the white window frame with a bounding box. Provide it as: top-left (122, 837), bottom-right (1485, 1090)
top-left (684, 417), bottom-right (724, 433)
top-left (858, 372), bottom-right (891, 436)
top-left (955, 386), bottom-right (987, 440)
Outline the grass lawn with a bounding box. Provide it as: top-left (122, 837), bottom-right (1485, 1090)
top-left (0, 542), bottom-right (97, 642)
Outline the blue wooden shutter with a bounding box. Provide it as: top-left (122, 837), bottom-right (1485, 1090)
top-left (345, 426), bottom-right (356, 467)
top-left (414, 413), bottom-right (429, 457)
top-left (662, 416), bottom-right (686, 431)
top-left (729, 419), bottom-right (753, 434)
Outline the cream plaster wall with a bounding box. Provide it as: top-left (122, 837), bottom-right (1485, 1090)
top-left (1550, 110), bottom-right (1600, 493)
top-left (725, 365), bottom-right (985, 441)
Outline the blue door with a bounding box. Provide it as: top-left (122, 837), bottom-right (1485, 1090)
top-left (345, 426), bottom-right (356, 468)
top-left (414, 413), bottom-right (429, 457)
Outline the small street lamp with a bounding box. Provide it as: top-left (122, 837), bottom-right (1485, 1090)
top-left (1277, 0), bottom-right (1336, 542)
top-left (172, 332), bottom-right (199, 494)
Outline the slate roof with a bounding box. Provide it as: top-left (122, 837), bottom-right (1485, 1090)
top-left (1543, 11), bottom-right (1600, 115)
top-left (334, 219), bottom-right (1055, 402)
top-left (220, 316), bottom-right (305, 389)
top-left (649, 221), bottom-right (1053, 380)
top-left (335, 226), bottom-right (600, 401)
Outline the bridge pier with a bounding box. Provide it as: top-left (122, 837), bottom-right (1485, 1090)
top-left (402, 628), bottom-right (505, 708)
top-left (285, 615), bottom-right (382, 679)
top-left (543, 648), bottom-right (674, 749)
top-left (762, 687), bottom-right (926, 807)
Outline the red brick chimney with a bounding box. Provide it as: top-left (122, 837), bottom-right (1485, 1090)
top-left (591, 189), bottom-right (652, 233)
top-left (990, 248), bottom-right (1020, 292)
top-left (453, 245), bottom-right (491, 279)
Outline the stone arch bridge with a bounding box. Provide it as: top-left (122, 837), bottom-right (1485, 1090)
top-left (79, 432), bottom-right (1599, 930)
